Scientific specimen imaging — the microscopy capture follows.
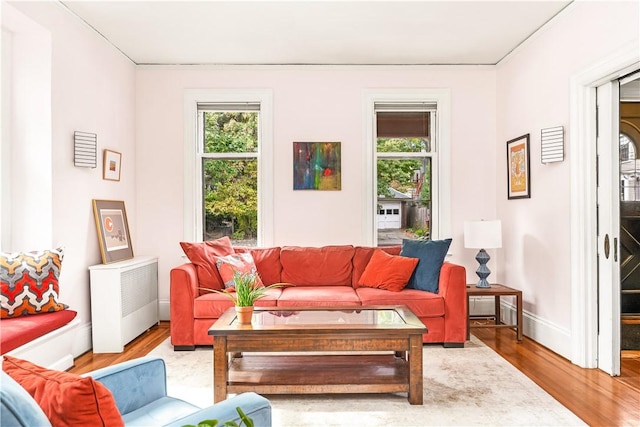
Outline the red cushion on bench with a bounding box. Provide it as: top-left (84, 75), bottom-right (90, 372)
top-left (0, 309), bottom-right (77, 354)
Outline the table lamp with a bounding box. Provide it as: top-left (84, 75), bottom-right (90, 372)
top-left (464, 220), bottom-right (502, 288)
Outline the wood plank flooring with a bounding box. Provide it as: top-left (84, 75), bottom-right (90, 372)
top-left (69, 321), bottom-right (640, 425)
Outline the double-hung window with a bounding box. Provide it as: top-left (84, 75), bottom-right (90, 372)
top-left (364, 90), bottom-right (451, 247)
top-left (185, 90), bottom-right (273, 247)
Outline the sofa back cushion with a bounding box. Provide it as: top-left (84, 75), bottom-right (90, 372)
top-left (234, 247), bottom-right (282, 285)
top-left (352, 246), bottom-right (401, 288)
top-left (180, 237), bottom-right (234, 293)
top-left (280, 245), bottom-right (355, 286)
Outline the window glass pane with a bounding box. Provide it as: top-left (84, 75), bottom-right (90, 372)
top-left (203, 111), bottom-right (258, 154)
top-left (202, 158), bottom-right (257, 246)
top-left (376, 137), bottom-right (429, 153)
top-left (377, 156), bottom-right (431, 245)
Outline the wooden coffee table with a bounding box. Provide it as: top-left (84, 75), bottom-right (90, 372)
top-left (208, 305), bottom-right (427, 404)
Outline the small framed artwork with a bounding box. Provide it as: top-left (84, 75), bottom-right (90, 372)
top-left (92, 199), bottom-right (133, 264)
top-left (293, 141), bottom-right (341, 190)
top-left (103, 149), bottom-right (122, 181)
top-left (507, 134), bottom-right (531, 199)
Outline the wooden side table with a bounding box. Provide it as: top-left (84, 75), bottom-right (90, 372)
top-left (467, 283), bottom-right (523, 342)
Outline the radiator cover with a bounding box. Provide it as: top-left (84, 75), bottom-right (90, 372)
top-left (89, 256), bottom-right (159, 353)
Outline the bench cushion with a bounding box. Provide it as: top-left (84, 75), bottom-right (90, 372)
top-left (0, 309), bottom-right (77, 354)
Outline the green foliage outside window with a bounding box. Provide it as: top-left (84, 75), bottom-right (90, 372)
top-left (203, 112), bottom-right (258, 242)
top-left (376, 138), bottom-right (430, 204)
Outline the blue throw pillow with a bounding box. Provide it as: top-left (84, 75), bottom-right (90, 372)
top-left (400, 238), bottom-right (452, 293)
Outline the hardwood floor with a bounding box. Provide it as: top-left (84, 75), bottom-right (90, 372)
top-left (472, 327), bottom-right (640, 426)
top-left (70, 322), bottom-right (640, 425)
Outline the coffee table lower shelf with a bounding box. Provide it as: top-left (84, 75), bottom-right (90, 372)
top-left (225, 354), bottom-right (410, 396)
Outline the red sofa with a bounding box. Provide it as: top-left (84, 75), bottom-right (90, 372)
top-left (170, 244), bottom-right (467, 349)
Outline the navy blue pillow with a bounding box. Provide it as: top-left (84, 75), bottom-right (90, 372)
top-left (400, 238), bottom-right (452, 293)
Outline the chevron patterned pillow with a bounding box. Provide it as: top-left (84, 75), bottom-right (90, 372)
top-left (0, 247), bottom-right (68, 318)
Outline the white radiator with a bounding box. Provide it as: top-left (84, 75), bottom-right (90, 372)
top-left (89, 256), bottom-right (159, 353)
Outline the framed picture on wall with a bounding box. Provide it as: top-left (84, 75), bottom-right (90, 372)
top-left (293, 141), bottom-right (341, 190)
top-left (507, 134), bottom-right (531, 199)
top-left (92, 199), bottom-right (133, 264)
top-left (103, 149), bottom-right (122, 181)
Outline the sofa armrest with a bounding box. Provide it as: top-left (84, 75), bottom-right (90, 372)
top-left (87, 356), bottom-right (167, 416)
top-left (438, 262), bottom-right (467, 344)
top-left (165, 392), bottom-right (272, 427)
top-left (170, 263), bottom-right (199, 347)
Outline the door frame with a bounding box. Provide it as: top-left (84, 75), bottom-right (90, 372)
top-left (570, 41), bottom-right (640, 368)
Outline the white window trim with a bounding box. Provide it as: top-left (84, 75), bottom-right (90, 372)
top-left (362, 89), bottom-right (451, 246)
top-left (183, 89), bottom-right (274, 245)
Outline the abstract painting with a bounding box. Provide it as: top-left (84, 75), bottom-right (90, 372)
top-left (293, 142), bottom-right (341, 190)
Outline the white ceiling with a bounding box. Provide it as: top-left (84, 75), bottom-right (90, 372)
top-left (60, 0), bottom-right (573, 66)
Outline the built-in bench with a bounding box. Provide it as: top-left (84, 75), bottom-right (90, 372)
top-left (0, 310), bottom-right (80, 370)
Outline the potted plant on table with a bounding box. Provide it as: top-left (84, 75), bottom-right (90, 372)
top-left (204, 272), bottom-right (285, 325)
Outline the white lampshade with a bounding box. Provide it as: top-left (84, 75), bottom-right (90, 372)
top-left (464, 220), bottom-right (502, 249)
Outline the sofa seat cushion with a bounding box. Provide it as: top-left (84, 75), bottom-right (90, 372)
top-left (280, 245), bottom-right (355, 286)
top-left (0, 309), bottom-right (77, 354)
top-left (356, 287), bottom-right (444, 317)
top-left (194, 289), bottom-right (281, 318)
top-left (277, 286), bottom-right (361, 307)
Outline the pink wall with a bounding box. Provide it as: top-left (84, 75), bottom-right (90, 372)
top-left (12, 0), bottom-right (637, 359)
top-left (135, 66), bottom-right (498, 314)
top-left (496, 1), bottom-right (640, 355)
top-left (6, 2), bottom-right (137, 354)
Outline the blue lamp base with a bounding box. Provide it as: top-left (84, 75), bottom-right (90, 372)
top-left (475, 249), bottom-right (491, 288)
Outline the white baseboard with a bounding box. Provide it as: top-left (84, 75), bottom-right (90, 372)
top-left (7, 318), bottom-right (81, 370)
top-left (469, 296), bottom-right (572, 360)
top-left (73, 322), bottom-right (93, 358)
top-left (159, 299), bottom-right (170, 321)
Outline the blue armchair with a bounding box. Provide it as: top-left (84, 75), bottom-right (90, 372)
top-left (1, 356), bottom-right (271, 427)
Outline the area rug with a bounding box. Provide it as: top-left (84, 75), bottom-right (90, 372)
top-left (149, 336), bottom-right (585, 426)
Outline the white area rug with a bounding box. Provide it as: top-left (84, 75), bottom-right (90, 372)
top-left (149, 336), bottom-right (585, 426)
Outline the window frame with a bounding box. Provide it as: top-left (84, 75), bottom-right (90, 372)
top-left (362, 89), bottom-right (451, 246)
top-left (183, 89), bottom-right (274, 245)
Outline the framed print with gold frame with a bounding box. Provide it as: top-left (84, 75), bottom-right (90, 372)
top-left (103, 149), bottom-right (122, 181)
top-left (507, 134), bottom-right (531, 199)
top-left (92, 199), bottom-right (133, 264)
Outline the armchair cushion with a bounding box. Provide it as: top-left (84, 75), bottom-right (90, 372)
top-left (165, 392), bottom-right (272, 427)
top-left (1, 356), bottom-right (273, 427)
top-left (0, 370), bottom-right (51, 427)
top-left (2, 355), bottom-right (123, 426)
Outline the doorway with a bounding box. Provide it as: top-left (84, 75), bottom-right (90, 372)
top-left (619, 74), bottom-right (640, 358)
top-left (596, 71), bottom-right (640, 376)
top-left (569, 44), bottom-right (639, 373)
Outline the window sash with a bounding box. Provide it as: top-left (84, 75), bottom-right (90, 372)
top-left (184, 89), bottom-right (273, 246)
top-left (363, 89), bottom-right (450, 246)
